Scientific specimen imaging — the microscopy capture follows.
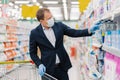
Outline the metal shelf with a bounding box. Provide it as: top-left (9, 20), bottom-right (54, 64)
top-left (102, 45), bottom-right (120, 57)
top-left (0, 47), bottom-right (17, 52)
top-left (0, 40), bottom-right (29, 42)
top-left (101, 7), bottom-right (120, 20)
top-left (18, 45), bottom-right (29, 48)
top-left (4, 47), bottom-right (17, 51)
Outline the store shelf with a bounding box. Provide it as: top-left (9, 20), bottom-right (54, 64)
top-left (102, 45), bottom-right (120, 57)
top-left (101, 7), bottom-right (120, 20)
top-left (19, 45), bottom-right (28, 48)
top-left (81, 6), bottom-right (120, 28)
top-left (14, 54), bottom-right (22, 58)
top-left (0, 32), bottom-right (6, 34)
top-left (0, 32), bottom-right (29, 35)
top-left (0, 17), bottom-right (30, 79)
top-left (0, 40), bottom-right (28, 42)
top-left (92, 42), bottom-right (102, 48)
top-left (0, 40), bottom-right (17, 42)
top-left (5, 47), bottom-right (17, 51)
top-left (0, 47), bottom-right (17, 52)
top-left (0, 53), bottom-right (23, 62)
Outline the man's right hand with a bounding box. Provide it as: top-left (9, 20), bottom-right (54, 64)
top-left (38, 64), bottom-right (46, 76)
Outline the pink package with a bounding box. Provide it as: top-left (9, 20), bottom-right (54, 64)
top-left (105, 52), bottom-right (114, 60)
top-left (104, 52), bottom-right (120, 80)
top-left (115, 58), bottom-right (120, 80)
top-left (116, 59), bottom-right (120, 74)
top-left (113, 56), bottom-right (120, 73)
top-left (104, 52), bottom-right (116, 80)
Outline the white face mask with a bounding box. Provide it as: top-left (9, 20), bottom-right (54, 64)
top-left (47, 17), bottom-right (54, 27)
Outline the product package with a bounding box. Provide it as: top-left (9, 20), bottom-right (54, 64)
top-left (104, 52), bottom-right (116, 80)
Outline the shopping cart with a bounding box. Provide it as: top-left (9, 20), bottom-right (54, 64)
top-left (0, 60), bottom-right (58, 80)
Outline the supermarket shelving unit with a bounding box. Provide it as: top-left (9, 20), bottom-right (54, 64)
top-left (102, 45), bottom-right (120, 57)
top-left (78, 0), bottom-right (120, 80)
top-left (0, 18), bottom-right (31, 77)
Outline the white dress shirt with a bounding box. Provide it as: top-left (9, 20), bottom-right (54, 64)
top-left (42, 25), bottom-right (60, 64)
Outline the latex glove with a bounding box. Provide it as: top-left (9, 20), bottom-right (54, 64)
top-left (90, 24), bottom-right (100, 33)
top-left (38, 64), bottom-right (46, 76)
top-left (95, 20), bottom-right (103, 25)
top-left (90, 22), bottom-right (102, 33)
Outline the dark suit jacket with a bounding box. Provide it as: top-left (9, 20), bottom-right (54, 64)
top-left (29, 22), bottom-right (92, 74)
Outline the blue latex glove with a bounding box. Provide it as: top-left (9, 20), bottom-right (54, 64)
top-left (90, 22), bottom-right (102, 33)
top-left (38, 64), bottom-right (46, 76)
top-left (95, 20), bottom-right (103, 25)
top-left (90, 24), bottom-right (100, 33)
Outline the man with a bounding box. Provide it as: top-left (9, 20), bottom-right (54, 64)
top-left (29, 8), bottom-right (101, 80)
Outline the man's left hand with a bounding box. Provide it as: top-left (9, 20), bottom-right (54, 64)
top-left (89, 21), bottom-right (102, 33)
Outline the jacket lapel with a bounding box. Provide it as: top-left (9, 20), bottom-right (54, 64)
top-left (52, 24), bottom-right (58, 48)
top-left (37, 24), bottom-right (54, 48)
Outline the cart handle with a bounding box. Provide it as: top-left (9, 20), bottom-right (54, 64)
top-left (44, 73), bottom-right (58, 80)
top-left (0, 60), bottom-right (34, 64)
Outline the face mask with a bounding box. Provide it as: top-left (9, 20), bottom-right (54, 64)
top-left (47, 17), bottom-right (54, 27)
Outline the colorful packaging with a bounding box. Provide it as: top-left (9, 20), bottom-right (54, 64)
top-left (111, 30), bottom-right (116, 48)
top-left (114, 56), bottom-right (120, 80)
top-left (117, 30), bottom-right (120, 49)
top-left (107, 31), bottom-right (112, 46)
top-left (104, 52), bottom-right (116, 80)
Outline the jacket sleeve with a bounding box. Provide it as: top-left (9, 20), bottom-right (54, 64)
top-left (29, 30), bottom-right (42, 67)
top-left (61, 22), bottom-right (93, 37)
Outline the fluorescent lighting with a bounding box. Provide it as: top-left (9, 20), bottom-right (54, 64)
top-left (15, 5), bottom-right (19, 9)
top-left (71, 5), bottom-right (79, 8)
top-left (9, 2), bottom-right (14, 6)
top-left (39, 6), bottom-right (43, 8)
top-left (62, 0), bottom-right (66, 3)
top-left (32, 0), bottom-right (37, 3)
top-left (43, 1), bottom-right (58, 4)
top-left (71, 2), bottom-right (79, 5)
top-left (48, 7), bottom-right (60, 10)
top-left (15, 1), bottom-right (30, 4)
top-left (62, 0), bottom-right (68, 20)
top-left (36, 2), bottom-right (40, 6)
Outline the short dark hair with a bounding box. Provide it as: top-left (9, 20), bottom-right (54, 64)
top-left (36, 8), bottom-right (50, 21)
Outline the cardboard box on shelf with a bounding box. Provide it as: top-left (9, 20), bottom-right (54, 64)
top-left (4, 50), bottom-right (17, 60)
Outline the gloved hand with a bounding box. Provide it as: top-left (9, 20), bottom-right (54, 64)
top-left (90, 21), bottom-right (102, 33)
top-left (94, 20), bottom-right (103, 25)
top-left (38, 64), bottom-right (46, 76)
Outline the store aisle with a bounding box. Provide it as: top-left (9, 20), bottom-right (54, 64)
top-left (68, 57), bottom-right (82, 80)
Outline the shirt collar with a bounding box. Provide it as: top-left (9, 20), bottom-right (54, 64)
top-left (41, 23), bottom-right (52, 30)
top-left (40, 23), bottom-right (45, 30)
